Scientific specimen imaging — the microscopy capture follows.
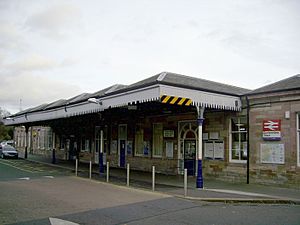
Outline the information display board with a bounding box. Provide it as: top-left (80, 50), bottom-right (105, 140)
top-left (261, 143), bottom-right (284, 164)
top-left (204, 140), bottom-right (224, 160)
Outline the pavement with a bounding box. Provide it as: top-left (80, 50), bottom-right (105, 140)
top-left (24, 153), bottom-right (300, 205)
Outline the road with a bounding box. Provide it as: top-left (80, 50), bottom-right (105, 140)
top-left (0, 158), bottom-right (300, 225)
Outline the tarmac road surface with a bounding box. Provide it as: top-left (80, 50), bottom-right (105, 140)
top-left (0, 159), bottom-right (300, 225)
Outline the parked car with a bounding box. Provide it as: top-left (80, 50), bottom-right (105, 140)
top-left (0, 145), bottom-right (18, 159)
top-left (0, 140), bottom-right (15, 149)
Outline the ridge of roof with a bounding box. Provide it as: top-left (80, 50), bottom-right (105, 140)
top-left (248, 74), bottom-right (300, 95)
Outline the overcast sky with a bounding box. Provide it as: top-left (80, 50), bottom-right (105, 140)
top-left (0, 0), bottom-right (299, 113)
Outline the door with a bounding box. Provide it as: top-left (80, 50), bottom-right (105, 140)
top-left (68, 140), bottom-right (77, 161)
top-left (95, 127), bottom-right (100, 164)
top-left (118, 124), bottom-right (127, 168)
top-left (120, 140), bottom-right (126, 168)
top-left (184, 140), bottom-right (196, 175)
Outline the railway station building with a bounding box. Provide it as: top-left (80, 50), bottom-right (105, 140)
top-left (5, 72), bottom-right (300, 187)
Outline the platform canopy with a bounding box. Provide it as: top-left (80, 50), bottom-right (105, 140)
top-left (3, 72), bottom-right (250, 126)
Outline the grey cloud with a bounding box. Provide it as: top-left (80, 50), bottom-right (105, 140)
top-left (4, 54), bottom-right (79, 72)
top-left (6, 54), bottom-right (57, 72)
top-left (0, 21), bottom-right (27, 52)
top-left (25, 4), bottom-right (82, 38)
top-left (0, 73), bottom-right (81, 114)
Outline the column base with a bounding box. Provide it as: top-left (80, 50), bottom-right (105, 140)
top-left (99, 152), bottom-right (104, 173)
top-left (196, 159), bottom-right (203, 189)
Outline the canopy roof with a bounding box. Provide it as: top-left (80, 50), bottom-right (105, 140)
top-left (4, 72), bottom-right (250, 126)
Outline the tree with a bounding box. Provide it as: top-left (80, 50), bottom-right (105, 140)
top-left (0, 107), bottom-right (13, 141)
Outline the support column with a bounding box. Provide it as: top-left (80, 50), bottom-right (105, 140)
top-left (196, 106), bottom-right (205, 189)
top-left (52, 131), bottom-right (56, 164)
top-left (99, 130), bottom-right (104, 173)
top-left (24, 126), bottom-right (29, 159)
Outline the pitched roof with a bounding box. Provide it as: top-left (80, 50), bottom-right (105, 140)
top-left (10, 72), bottom-right (250, 117)
top-left (126, 72), bottom-right (250, 96)
top-left (249, 74), bottom-right (300, 95)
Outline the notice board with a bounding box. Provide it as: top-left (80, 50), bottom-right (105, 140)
top-left (261, 143), bottom-right (284, 164)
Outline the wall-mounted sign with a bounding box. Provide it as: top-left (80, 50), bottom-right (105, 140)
top-left (262, 120), bottom-right (281, 141)
top-left (164, 130), bottom-right (174, 138)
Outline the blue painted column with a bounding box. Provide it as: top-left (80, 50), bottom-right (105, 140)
top-left (99, 130), bottom-right (104, 174)
top-left (196, 106), bottom-right (205, 189)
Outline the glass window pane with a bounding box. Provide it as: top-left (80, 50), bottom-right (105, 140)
top-left (231, 117), bottom-right (248, 161)
top-left (153, 123), bottom-right (163, 156)
top-left (135, 124), bottom-right (144, 155)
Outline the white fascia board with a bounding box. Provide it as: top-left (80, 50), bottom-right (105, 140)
top-left (160, 85), bottom-right (241, 111)
top-left (100, 84), bottom-right (161, 108)
top-left (3, 102), bottom-right (104, 126)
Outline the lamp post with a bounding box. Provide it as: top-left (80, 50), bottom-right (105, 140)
top-left (196, 106), bottom-right (205, 189)
top-left (87, 98), bottom-right (104, 174)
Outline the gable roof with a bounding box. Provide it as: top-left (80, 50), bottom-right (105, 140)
top-left (249, 74), bottom-right (300, 95)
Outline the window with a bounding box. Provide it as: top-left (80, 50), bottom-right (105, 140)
top-left (153, 123), bottom-right (163, 157)
top-left (60, 136), bottom-right (65, 150)
top-left (135, 124), bottom-right (144, 156)
top-left (297, 113), bottom-right (300, 167)
top-left (81, 138), bottom-right (90, 152)
top-left (47, 129), bottom-right (53, 150)
top-left (95, 126), bottom-right (108, 154)
top-left (229, 117), bottom-right (247, 162)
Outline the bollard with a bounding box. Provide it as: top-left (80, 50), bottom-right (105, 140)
top-left (184, 169), bottom-right (188, 197)
top-left (106, 162), bottom-right (110, 183)
top-left (75, 158), bottom-right (78, 176)
top-left (127, 163), bottom-right (130, 187)
top-left (152, 166), bottom-right (155, 192)
top-left (89, 160), bottom-right (92, 179)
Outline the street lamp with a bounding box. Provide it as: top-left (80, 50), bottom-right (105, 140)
top-left (88, 97), bottom-right (104, 174)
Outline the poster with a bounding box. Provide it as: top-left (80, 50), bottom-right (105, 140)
top-left (209, 132), bottom-right (219, 140)
top-left (166, 141), bottom-right (174, 158)
top-left (214, 141), bottom-right (224, 159)
top-left (261, 143), bottom-right (284, 164)
top-left (111, 140), bottom-right (117, 154)
top-left (204, 141), bottom-right (214, 159)
top-left (143, 141), bottom-right (150, 156)
top-left (127, 141), bottom-right (133, 155)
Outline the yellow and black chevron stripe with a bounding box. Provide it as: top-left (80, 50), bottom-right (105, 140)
top-left (160, 95), bottom-right (192, 106)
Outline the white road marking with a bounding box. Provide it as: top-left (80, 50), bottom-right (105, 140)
top-left (44, 176), bottom-right (54, 178)
top-left (49, 217), bottom-right (79, 225)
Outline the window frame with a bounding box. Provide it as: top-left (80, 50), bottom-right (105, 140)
top-left (229, 117), bottom-right (248, 163)
top-left (134, 123), bottom-right (144, 156)
top-left (152, 123), bottom-right (163, 158)
top-left (81, 137), bottom-right (90, 152)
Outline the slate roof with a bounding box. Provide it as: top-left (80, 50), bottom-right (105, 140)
top-left (91, 84), bottom-right (128, 97)
top-left (10, 72), bottom-right (250, 116)
top-left (126, 72), bottom-right (251, 96)
top-left (249, 74), bottom-right (300, 95)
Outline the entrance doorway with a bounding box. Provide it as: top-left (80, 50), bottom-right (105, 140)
top-left (179, 121), bottom-right (198, 176)
top-left (184, 139), bottom-right (196, 175)
top-left (118, 124), bottom-right (127, 168)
